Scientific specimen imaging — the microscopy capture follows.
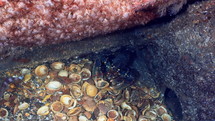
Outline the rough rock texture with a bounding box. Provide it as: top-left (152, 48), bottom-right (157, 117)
top-left (134, 0), bottom-right (215, 120)
top-left (0, 0), bottom-right (186, 46)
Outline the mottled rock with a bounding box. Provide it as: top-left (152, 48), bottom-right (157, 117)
top-left (134, 0), bottom-right (215, 120)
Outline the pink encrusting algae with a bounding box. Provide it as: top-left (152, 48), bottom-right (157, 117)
top-left (0, 0), bottom-right (187, 46)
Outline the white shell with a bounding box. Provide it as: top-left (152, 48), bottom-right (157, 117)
top-left (18, 102), bottom-right (29, 110)
top-left (138, 115), bottom-right (148, 121)
top-left (60, 95), bottom-right (73, 106)
top-left (80, 68), bottom-right (91, 80)
top-left (156, 106), bottom-right (167, 116)
top-left (161, 113), bottom-right (172, 121)
top-left (51, 62), bottom-right (65, 70)
top-left (145, 110), bottom-right (157, 120)
top-left (35, 65), bottom-right (48, 77)
top-left (37, 106), bottom-right (49, 116)
top-left (70, 84), bottom-right (83, 99)
top-left (54, 113), bottom-right (68, 121)
top-left (96, 79), bottom-right (109, 89)
top-left (21, 68), bottom-right (31, 75)
top-left (97, 115), bottom-right (107, 121)
top-left (46, 81), bottom-right (62, 92)
top-left (67, 107), bottom-right (82, 116)
top-left (121, 102), bottom-right (132, 110)
top-left (107, 109), bottom-right (119, 119)
top-left (58, 70), bottom-right (69, 77)
top-left (79, 115), bottom-right (88, 121)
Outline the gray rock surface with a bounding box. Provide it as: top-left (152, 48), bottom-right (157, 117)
top-left (134, 0), bottom-right (215, 120)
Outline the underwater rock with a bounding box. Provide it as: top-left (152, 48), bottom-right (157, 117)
top-left (0, 0), bottom-right (187, 46)
top-left (135, 0), bottom-right (215, 120)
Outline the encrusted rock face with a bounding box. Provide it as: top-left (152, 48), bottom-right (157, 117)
top-left (134, 0), bottom-right (215, 120)
top-left (0, 0), bottom-right (186, 46)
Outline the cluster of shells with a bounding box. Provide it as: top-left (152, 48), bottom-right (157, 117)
top-left (0, 58), bottom-right (173, 121)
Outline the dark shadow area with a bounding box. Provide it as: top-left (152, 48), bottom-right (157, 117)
top-left (164, 88), bottom-right (183, 121)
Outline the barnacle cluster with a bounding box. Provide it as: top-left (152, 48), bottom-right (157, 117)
top-left (0, 58), bottom-right (173, 121)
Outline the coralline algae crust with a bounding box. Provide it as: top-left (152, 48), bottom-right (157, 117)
top-left (0, 0), bottom-right (187, 46)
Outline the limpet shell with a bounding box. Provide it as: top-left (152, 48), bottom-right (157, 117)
top-left (45, 81), bottom-right (63, 93)
top-left (156, 106), bottom-right (167, 116)
top-left (149, 88), bottom-right (160, 98)
top-left (142, 104), bottom-right (150, 115)
top-left (80, 68), bottom-right (91, 80)
top-left (37, 106), bottom-right (49, 116)
top-left (94, 90), bottom-right (107, 102)
top-left (96, 79), bottom-right (109, 89)
top-left (37, 90), bottom-right (46, 98)
top-left (54, 113), bottom-right (68, 121)
top-left (108, 89), bottom-right (122, 96)
top-left (86, 84), bottom-right (98, 97)
top-left (51, 62), bottom-right (65, 70)
top-left (107, 109), bottom-right (119, 119)
top-left (114, 94), bottom-right (124, 106)
top-left (3, 93), bottom-right (11, 100)
top-left (161, 113), bottom-right (172, 121)
top-left (18, 102), bottom-right (29, 110)
top-left (97, 115), bottom-right (107, 121)
top-left (68, 64), bottom-right (81, 73)
top-left (125, 109), bottom-right (137, 118)
top-left (145, 110), bottom-right (157, 120)
top-left (82, 82), bottom-right (90, 93)
top-left (21, 68), bottom-right (31, 75)
top-left (79, 115), bottom-right (88, 121)
top-left (35, 65), bottom-right (48, 77)
top-left (124, 88), bottom-right (130, 102)
top-left (51, 101), bottom-right (64, 113)
top-left (67, 107), bottom-right (82, 116)
top-left (58, 70), bottom-right (69, 77)
top-left (123, 116), bottom-right (130, 121)
top-left (94, 91), bottom-right (103, 102)
top-left (69, 84), bottom-right (83, 99)
top-left (60, 95), bottom-right (74, 106)
top-left (0, 108), bottom-right (8, 118)
top-left (16, 113), bottom-right (23, 121)
top-left (94, 78), bottom-right (109, 89)
top-left (138, 115), bottom-right (149, 121)
top-left (121, 102), bottom-right (132, 110)
top-left (69, 73), bottom-right (82, 83)
top-left (104, 98), bottom-right (114, 106)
